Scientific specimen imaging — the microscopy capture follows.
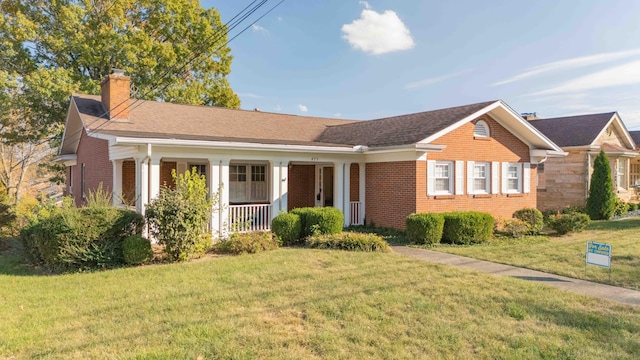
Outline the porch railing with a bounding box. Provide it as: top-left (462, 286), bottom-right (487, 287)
top-left (228, 204), bottom-right (272, 233)
top-left (350, 201), bottom-right (363, 225)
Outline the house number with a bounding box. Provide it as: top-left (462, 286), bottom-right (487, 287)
top-left (311, 157), bottom-right (319, 161)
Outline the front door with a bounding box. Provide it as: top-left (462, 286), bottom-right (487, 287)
top-left (315, 165), bottom-right (334, 207)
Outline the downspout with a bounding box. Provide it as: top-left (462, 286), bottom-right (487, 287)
top-left (145, 144), bottom-right (152, 238)
top-left (586, 152), bottom-right (591, 200)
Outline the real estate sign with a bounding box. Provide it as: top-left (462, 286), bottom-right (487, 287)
top-left (586, 241), bottom-right (611, 268)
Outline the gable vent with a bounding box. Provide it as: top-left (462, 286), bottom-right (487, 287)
top-left (474, 120), bottom-right (490, 138)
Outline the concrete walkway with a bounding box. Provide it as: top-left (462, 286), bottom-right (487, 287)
top-left (392, 246), bottom-right (640, 307)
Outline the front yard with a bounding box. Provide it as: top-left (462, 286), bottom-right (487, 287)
top-left (1, 244), bottom-right (639, 359)
top-left (428, 217), bottom-right (640, 290)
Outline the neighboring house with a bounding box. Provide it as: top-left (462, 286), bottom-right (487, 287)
top-left (528, 112), bottom-right (639, 211)
top-left (57, 72), bottom-right (565, 235)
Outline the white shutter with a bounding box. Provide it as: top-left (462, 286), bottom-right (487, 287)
top-left (456, 161), bottom-right (465, 195)
top-left (427, 160), bottom-right (436, 196)
top-left (466, 161), bottom-right (474, 194)
top-left (491, 162), bottom-right (500, 194)
top-left (502, 162), bottom-right (509, 194)
top-left (523, 163), bottom-right (531, 193)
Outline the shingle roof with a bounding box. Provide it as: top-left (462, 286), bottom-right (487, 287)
top-left (73, 95), bottom-right (498, 148)
top-left (74, 95), bottom-right (358, 147)
top-left (527, 112), bottom-right (615, 147)
top-left (316, 101), bottom-right (497, 146)
top-left (629, 131), bottom-right (640, 147)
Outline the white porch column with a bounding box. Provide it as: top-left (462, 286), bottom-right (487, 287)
top-left (333, 161), bottom-right (345, 218)
top-left (149, 157), bottom-right (161, 200)
top-left (359, 162), bottom-right (366, 225)
top-left (343, 162), bottom-right (351, 226)
top-left (219, 159), bottom-right (230, 236)
top-left (209, 158), bottom-right (222, 238)
top-left (271, 160), bottom-right (281, 217)
top-left (280, 162), bottom-right (288, 213)
top-left (136, 157), bottom-right (149, 215)
top-left (112, 160), bottom-right (123, 207)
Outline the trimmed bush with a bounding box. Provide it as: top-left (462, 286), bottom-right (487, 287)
top-left (215, 231), bottom-right (279, 254)
top-left (442, 211), bottom-right (494, 245)
top-left (586, 151), bottom-right (616, 220)
top-left (512, 208), bottom-right (544, 235)
top-left (271, 212), bottom-right (302, 245)
top-left (123, 235), bottom-right (153, 265)
top-left (501, 219), bottom-right (529, 238)
top-left (306, 232), bottom-right (390, 252)
top-left (405, 213), bottom-right (444, 244)
top-left (290, 207), bottom-right (343, 237)
top-left (613, 198), bottom-right (630, 217)
top-left (21, 206), bottom-right (144, 271)
top-left (547, 213), bottom-right (590, 235)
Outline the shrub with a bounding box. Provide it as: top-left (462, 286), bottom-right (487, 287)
top-left (123, 235), bottom-right (153, 265)
top-left (0, 187), bottom-right (15, 237)
top-left (271, 212), bottom-right (302, 245)
top-left (215, 231), bottom-right (279, 254)
top-left (501, 219), bottom-right (530, 238)
top-left (405, 213), bottom-right (444, 244)
top-left (547, 213), bottom-right (590, 235)
top-left (306, 232), bottom-right (390, 252)
top-left (21, 206), bottom-right (144, 271)
top-left (512, 208), bottom-right (544, 235)
top-left (613, 198), bottom-right (630, 217)
top-left (586, 151), bottom-right (616, 220)
top-left (629, 203), bottom-right (639, 211)
top-left (442, 211), bottom-right (494, 245)
top-left (290, 207), bottom-right (343, 237)
top-left (145, 168), bottom-right (215, 261)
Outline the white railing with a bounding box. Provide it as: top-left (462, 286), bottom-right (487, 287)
top-left (228, 204), bottom-right (272, 233)
top-left (350, 201), bottom-right (363, 225)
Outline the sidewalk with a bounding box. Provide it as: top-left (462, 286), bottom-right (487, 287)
top-left (392, 246), bottom-right (640, 307)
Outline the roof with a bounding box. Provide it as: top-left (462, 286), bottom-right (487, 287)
top-left (629, 131), bottom-right (640, 147)
top-left (527, 112), bottom-right (616, 147)
top-left (316, 101), bottom-right (497, 147)
top-left (73, 95), bottom-right (358, 147)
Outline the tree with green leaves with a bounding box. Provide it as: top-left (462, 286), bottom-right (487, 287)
top-left (0, 0), bottom-right (240, 202)
top-left (586, 151), bottom-right (616, 220)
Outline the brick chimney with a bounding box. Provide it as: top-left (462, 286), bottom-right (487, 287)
top-left (101, 69), bottom-right (131, 120)
top-left (521, 112), bottom-right (539, 121)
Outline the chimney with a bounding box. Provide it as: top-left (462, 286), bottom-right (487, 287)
top-left (521, 112), bottom-right (539, 121)
top-left (101, 69), bottom-right (131, 120)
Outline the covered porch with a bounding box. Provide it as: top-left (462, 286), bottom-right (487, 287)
top-left (110, 148), bottom-right (366, 237)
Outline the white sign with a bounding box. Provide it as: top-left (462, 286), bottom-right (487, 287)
top-left (586, 241), bottom-right (611, 268)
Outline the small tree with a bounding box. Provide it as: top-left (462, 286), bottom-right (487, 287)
top-left (586, 151), bottom-right (616, 220)
top-left (145, 168), bottom-right (216, 261)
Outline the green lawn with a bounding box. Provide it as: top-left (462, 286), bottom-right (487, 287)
top-left (1, 244), bottom-right (639, 359)
top-left (429, 217), bottom-right (640, 290)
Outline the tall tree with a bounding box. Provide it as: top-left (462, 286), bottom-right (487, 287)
top-left (586, 151), bottom-right (616, 220)
top-left (0, 0), bottom-right (240, 202)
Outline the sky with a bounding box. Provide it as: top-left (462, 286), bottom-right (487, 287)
top-left (205, 0), bottom-right (640, 130)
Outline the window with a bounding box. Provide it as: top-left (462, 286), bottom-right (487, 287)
top-left (507, 164), bottom-right (519, 191)
top-left (230, 165), bottom-right (247, 182)
top-left (189, 164), bottom-right (207, 177)
top-left (474, 120), bottom-right (490, 138)
top-left (81, 163), bottom-right (86, 199)
top-left (229, 163), bottom-right (268, 203)
top-left (617, 159), bottom-right (627, 190)
top-left (472, 162), bottom-right (490, 193)
top-left (630, 162), bottom-right (640, 186)
top-left (434, 161), bottom-right (453, 194)
top-left (501, 162), bottom-right (522, 193)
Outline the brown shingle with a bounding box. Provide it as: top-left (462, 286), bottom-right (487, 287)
top-left (528, 113), bottom-right (615, 147)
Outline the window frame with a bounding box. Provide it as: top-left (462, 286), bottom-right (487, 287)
top-left (617, 158), bottom-right (627, 190)
top-left (434, 161), bottom-right (454, 195)
top-left (473, 120), bottom-right (490, 138)
top-left (471, 162), bottom-right (490, 194)
top-left (229, 162), bottom-right (269, 203)
top-left (505, 162), bottom-right (522, 193)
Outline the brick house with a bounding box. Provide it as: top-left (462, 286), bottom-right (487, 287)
top-left (528, 112), bottom-right (639, 211)
top-left (57, 72), bottom-right (565, 234)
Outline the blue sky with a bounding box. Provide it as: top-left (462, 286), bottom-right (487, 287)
top-left (206, 0), bottom-right (640, 129)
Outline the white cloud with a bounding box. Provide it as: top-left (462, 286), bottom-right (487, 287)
top-left (358, 1), bottom-right (371, 9)
top-left (493, 49), bottom-right (640, 86)
top-left (275, 104), bottom-right (282, 112)
top-left (405, 69), bottom-right (472, 90)
top-left (341, 9), bottom-right (414, 55)
top-left (251, 24), bottom-right (268, 33)
top-left (238, 92), bottom-right (263, 99)
top-left (298, 104), bottom-right (308, 112)
top-left (528, 59), bottom-right (640, 96)
top-left (333, 113), bottom-right (342, 117)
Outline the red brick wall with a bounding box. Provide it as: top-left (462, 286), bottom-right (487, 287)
top-left (70, 129), bottom-right (112, 207)
top-left (160, 161), bottom-right (177, 189)
top-left (350, 163), bottom-right (360, 202)
top-left (364, 115), bottom-right (538, 229)
top-left (365, 161), bottom-right (417, 229)
top-left (288, 165), bottom-right (315, 210)
top-left (122, 160), bottom-right (136, 206)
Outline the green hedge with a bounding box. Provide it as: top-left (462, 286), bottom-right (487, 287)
top-left (21, 206), bottom-right (144, 272)
top-left (405, 213), bottom-right (445, 244)
top-left (123, 235), bottom-right (153, 265)
top-left (547, 213), bottom-right (590, 235)
top-left (442, 211), bottom-right (494, 245)
top-left (306, 232), bottom-right (390, 252)
top-left (512, 208), bottom-right (544, 235)
top-left (271, 212), bottom-right (302, 245)
top-left (215, 232), bottom-right (279, 254)
top-left (290, 207), bottom-right (343, 238)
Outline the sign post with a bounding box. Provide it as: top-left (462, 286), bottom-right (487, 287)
top-left (586, 241), bottom-right (612, 281)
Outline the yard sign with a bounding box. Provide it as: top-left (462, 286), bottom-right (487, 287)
top-left (586, 241), bottom-right (611, 268)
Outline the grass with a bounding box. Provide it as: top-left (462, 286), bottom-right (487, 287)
top-left (1, 243), bottom-right (640, 359)
top-left (428, 217), bottom-right (640, 290)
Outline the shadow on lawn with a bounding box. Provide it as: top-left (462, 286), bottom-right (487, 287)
top-left (0, 237), bottom-right (39, 276)
top-left (586, 218), bottom-right (640, 231)
top-left (344, 225), bottom-right (411, 246)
